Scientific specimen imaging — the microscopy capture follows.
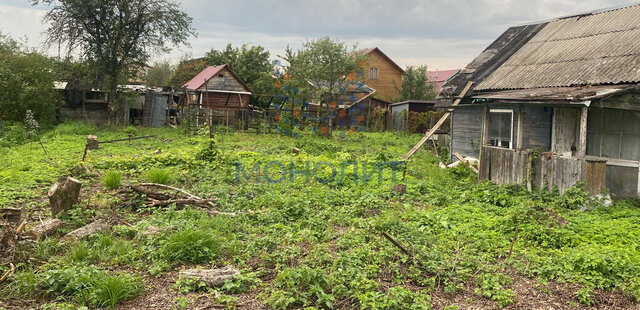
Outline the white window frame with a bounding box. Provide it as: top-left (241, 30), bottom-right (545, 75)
top-left (488, 108), bottom-right (514, 149)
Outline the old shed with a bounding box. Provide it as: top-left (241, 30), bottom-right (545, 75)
top-left (444, 4), bottom-right (640, 198)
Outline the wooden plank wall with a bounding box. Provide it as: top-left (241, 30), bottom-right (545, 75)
top-left (552, 107), bottom-right (580, 155)
top-left (480, 146), bottom-right (586, 194)
top-left (451, 105), bottom-right (484, 159)
top-left (585, 160), bottom-right (606, 195)
top-left (521, 106), bottom-right (552, 150)
top-left (199, 68), bottom-right (248, 93)
top-left (478, 146), bottom-right (528, 184)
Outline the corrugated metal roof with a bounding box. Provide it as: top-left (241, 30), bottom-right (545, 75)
top-left (476, 4), bottom-right (640, 90)
top-left (182, 65), bottom-right (226, 90)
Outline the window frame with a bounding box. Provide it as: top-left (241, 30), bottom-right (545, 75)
top-left (487, 108), bottom-right (514, 149)
top-left (369, 67), bottom-right (378, 79)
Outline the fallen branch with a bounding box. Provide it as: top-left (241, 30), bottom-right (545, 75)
top-left (381, 231), bottom-right (413, 258)
top-left (137, 183), bottom-right (203, 199)
top-left (0, 263), bottom-right (15, 284)
top-left (146, 198), bottom-right (216, 207)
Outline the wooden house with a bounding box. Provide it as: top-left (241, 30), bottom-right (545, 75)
top-left (443, 4), bottom-right (640, 198)
top-left (183, 65), bottom-right (252, 109)
top-left (360, 48), bottom-right (405, 102)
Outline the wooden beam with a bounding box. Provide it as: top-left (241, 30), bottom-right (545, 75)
top-left (517, 104), bottom-right (524, 151)
top-left (404, 81), bottom-right (473, 159)
top-left (577, 106), bottom-right (588, 158)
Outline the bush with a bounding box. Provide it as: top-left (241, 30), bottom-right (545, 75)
top-left (145, 168), bottom-right (171, 184)
top-left (103, 171), bottom-right (122, 189)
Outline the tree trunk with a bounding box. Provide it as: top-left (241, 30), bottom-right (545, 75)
top-left (26, 219), bottom-right (64, 240)
top-left (63, 219), bottom-right (108, 241)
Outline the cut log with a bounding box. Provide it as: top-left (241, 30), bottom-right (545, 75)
top-left (179, 266), bottom-right (240, 287)
top-left (142, 225), bottom-right (162, 237)
top-left (86, 135), bottom-right (100, 150)
top-left (292, 147), bottom-right (300, 154)
top-left (25, 219), bottom-right (64, 240)
top-left (63, 219), bottom-right (108, 241)
top-left (48, 177), bottom-right (82, 217)
top-left (0, 208), bottom-right (24, 228)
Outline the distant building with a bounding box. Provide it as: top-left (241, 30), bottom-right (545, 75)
top-left (426, 69), bottom-right (459, 94)
top-left (360, 47), bottom-right (405, 101)
top-left (183, 65), bottom-right (252, 109)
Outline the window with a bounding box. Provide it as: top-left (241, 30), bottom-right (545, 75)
top-left (587, 108), bottom-right (640, 160)
top-left (369, 67), bottom-right (378, 79)
top-left (487, 109), bottom-right (513, 148)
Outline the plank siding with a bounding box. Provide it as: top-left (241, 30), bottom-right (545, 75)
top-left (451, 105), bottom-right (484, 159)
top-left (552, 107), bottom-right (580, 155)
top-left (521, 106), bottom-right (552, 150)
top-left (363, 49), bottom-right (404, 101)
top-left (197, 68), bottom-right (249, 93)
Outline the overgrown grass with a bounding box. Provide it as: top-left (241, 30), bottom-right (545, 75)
top-left (145, 167), bottom-right (171, 184)
top-left (1, 122), bottom-right (639, 309)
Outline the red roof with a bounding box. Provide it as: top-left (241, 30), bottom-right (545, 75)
top-left (362, 47), bottom-right (405, 73)
top-left (183, 65), bottom-right (227, 90)
top-left (427, 69), bottom-right (459, 93)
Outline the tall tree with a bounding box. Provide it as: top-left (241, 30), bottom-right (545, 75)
top-left (144, 60), bottom-right (174, 87)
top-left (393, 65), bottom-right (436, 101)
top-left (285, 37), bottom-right (367, 136)
top-left (32, 0), bottom-right (196, 123)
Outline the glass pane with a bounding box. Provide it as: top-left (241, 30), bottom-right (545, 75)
top-left (488, 114), bottom-right (500, 139)
top-left (499, 113), bottom-right (511, 140)
top-left (587, 108), bottom-right (603, 131)
top-left (587, 131), bottom-right (601, 156)
top-left (604, 109), bottom-right (622, 132)
top-left (601, 133), bottom-right (621, 158)
top-left (621, 134), bottom-right (640, 160)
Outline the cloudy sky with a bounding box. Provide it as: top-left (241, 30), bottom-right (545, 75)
top-left (0, 0), bottom-right (636, 70)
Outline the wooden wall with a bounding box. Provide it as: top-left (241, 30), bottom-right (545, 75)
top-left (198, 67), bottom-right (250, 93)
top-left (451, 105), bottom-right (484, 159)
top-left (479, 146), bottom-right (529, 185)
top-left (552, 107), bottom-right (581, 155)
top-left (201, 92), bottom-right (249, 108)
top-left (521, 106), bottom-right (552, 150)
top-left (364, 49), bottom-right (403, 101)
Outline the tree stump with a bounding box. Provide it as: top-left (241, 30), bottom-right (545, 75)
top-left (86, 135), bottom-right (99, 150)
top-left (63, 219), bottom-right (108, 241)
top-left (179, 266), bottom-right (240, 287)
top-left (392, 184), bottom-right (407, 195)
top-left (25, 219), bottom-right (64, 240)
top-left (48, 177), bottom-right (82, 217)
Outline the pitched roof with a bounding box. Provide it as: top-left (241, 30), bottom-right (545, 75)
top-left (362, 47), bottom-right (405, 73)
top-left (443, 3), bottom-right (640, 97)
top-left (182, 65), bottom-right (252, 93)
top-left (427, 69), bottom-right (460, 92)
top-left (476, 4), bottom-right (640, 90)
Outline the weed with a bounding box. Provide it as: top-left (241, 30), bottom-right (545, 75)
top-left (92, 273), bottom-right (141, 309)
top-left (575, 287), bottom-right (593, 306)
top-left (157, 228), bottom-right (221, 264)
top-left (145, 168), bottom-right (171, 184)
top-left (103, 171), bottom-right (122, 189)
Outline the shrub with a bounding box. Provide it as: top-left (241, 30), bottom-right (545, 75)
top-left (145, 168), bottom-right (171, 184)
top-left (103, 171), bottom-right (122, 189)
top-left (92, 273), bottom-right (142, 309)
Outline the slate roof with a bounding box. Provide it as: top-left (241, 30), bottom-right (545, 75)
top-left (443, 3), bottom-right (640, 98)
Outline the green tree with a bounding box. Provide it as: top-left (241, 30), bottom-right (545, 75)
top-left (204, 44), bottom-right (274, 107)
top-left (168, 56), bottom-right (207, 89)
top-left (285, 37), bottom-right (367, 136)
top-left (32, 0), bottom-right (196, 123)
top-left (0, 32), bottom-right (58, 124)
top-left (144, 60), bottom-right (174, 87)
top-left (393, 65), bottom-right (436, 101)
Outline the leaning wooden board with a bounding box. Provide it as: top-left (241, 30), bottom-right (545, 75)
top-left (403, 81), bottom-right (473, 160)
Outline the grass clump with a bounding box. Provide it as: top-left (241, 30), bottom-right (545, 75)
top-left (39, 265), bottom-right (141, 308)
top-left (157, 228), bottom-right (221, 264)
top-left (145, 168), bottom-right (171, 184)
top-left (103, 171), bottom-right (122, 189)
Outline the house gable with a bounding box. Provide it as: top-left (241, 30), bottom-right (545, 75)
top-left (362, 48), bottom-right (404, 101)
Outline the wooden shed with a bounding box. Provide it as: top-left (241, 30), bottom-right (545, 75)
top-left (444, 4), bottom-right (640, 198)
top-left (183, 65), bottom-right (252, 110)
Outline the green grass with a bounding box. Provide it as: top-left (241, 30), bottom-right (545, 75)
top-left (145, 167), bottom-right (171, 184)
top-left (103, 170), bottom-right (122, 189)
top-left (1, 122), bottom-right (639, 309)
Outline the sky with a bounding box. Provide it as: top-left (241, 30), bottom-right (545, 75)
top-left (0, 0), bottom-right (637, 70)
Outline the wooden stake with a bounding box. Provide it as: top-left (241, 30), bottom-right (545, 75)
top-left (381, 231), bottom-right (413, 258)
top-left (507, 226), bottom-right (519, 258)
